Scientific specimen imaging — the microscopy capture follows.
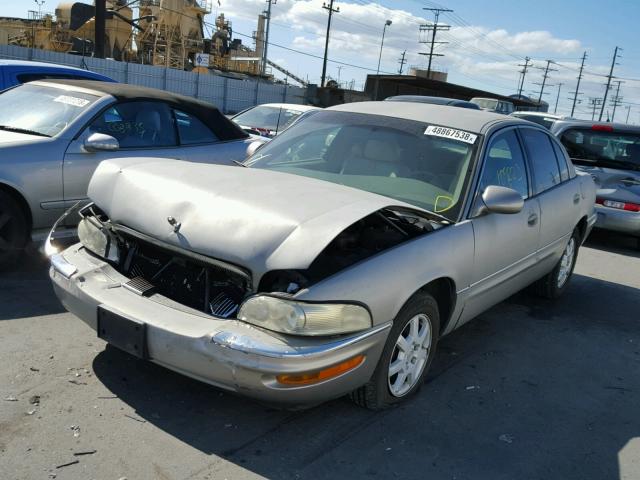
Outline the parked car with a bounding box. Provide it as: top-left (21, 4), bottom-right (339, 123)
top-left (510, 111), bottom-right (571, 130)
top-left (0, 79), bottom-right (262, 267)
top-left (470, 97), bottom-right (515, 115)
top-left (50, 102), bottom-right (596, 409)
top-left (0, 60), bottom-right (114, 91)
top-left (385, 95), bottom-right (480, 109)
top-left (231, 103), bottom-right (320, 137)
top-left (552, 120), bottom-right (640, 246)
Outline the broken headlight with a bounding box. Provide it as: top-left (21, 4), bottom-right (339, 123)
top-left (77, 216), bottom-right (119, 263)
top-left (237, 295), bottom-right (372, 336)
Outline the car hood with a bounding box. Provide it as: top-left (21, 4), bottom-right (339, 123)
top-left (576, 165), bottom-right (640, 203)
top-left (0, 130), bottom-right (49, 146)
top-left (88, 158), bottom-right (413, 285)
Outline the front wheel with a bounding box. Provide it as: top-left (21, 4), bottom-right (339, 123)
top-left (350, 293), bottom-right (440, 410)
top-left (535, 229), bottom-right (580, 299)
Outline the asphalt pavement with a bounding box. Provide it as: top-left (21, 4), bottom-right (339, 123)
top-left (1, 230), bottom-right (639, 480)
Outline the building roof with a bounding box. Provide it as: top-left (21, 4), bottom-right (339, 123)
top-left (328, 101), bottom-right (530, 134)
top-left (366, 74), bottom-right (541, 109)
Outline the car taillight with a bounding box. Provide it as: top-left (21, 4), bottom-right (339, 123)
top-left (591, 124), bottom-right (614, 132)
top-left (596, 197), bottom-right (640, 212)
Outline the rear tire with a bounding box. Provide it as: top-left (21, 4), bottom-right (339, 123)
top-left (350, 293), bottom-right (440, 410)
top-left (535, 228), bottom-right (580, 299)
top-left (0, 190), bottom-right (29, 268)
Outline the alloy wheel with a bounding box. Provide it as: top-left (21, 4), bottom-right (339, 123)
top-left (387, 313), bottom-right (432, 397)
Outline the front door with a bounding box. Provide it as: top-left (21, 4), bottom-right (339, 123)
top-left (462, 128), bottom-right (541, 323)
top-left (62, 101), bottom-right (185, 207)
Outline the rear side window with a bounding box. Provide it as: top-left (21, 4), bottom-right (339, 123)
top-left (551, 140), bottom-right (571, 181)
top-left (520, 128), bottom-right (561, 194)
top-left (173, 109), bottom-right (218, 145)
top-left (480, 130), bottom-right (529, 199)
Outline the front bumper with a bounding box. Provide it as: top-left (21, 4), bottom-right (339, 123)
top-left (594, 205), bottom-right (640, 237)
top-left (50, 245), bottom-right (390, 407)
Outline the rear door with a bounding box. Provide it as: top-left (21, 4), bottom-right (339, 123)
top-left (62, 100), bottom-right (185, 204)
top-left (463, 127), bottom-right (541, 321)
top-left (519, 127), bottom-right (581, 268)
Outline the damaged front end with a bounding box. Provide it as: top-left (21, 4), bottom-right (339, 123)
top-left (52, 200), bottom-right (442, 336)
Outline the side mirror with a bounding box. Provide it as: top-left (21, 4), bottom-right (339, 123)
top-left (84, 133), bottom-right (119, 152)
top-left (477, 185), bottom-right (524, 215)
top-left (246, 140), bottom-right (265, 158)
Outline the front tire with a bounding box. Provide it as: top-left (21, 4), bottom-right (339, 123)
top-left (535, 228), bottom-right (580, 299)
top-left (0, 190), bottom-right (29, 268)
top-left (350, 293), bottom-right (440, 410)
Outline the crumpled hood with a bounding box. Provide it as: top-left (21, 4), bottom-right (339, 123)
top-left (576, 165), bottom-right (640, 203)
top-left (88, 158), bottom-right (409, 284)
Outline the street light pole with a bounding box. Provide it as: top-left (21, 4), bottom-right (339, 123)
top-left (374, 19), bottom-right (392, 100)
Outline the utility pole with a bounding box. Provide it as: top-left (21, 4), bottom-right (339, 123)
top-left (570, 51), bottom-right (587, 117)
top-left (599, 46), bottom-right (622, 121)
top-left (261, 0), bottom-right (276, 76)
top-left (419, 7), bottom-right (452, 78)
top-left (398, 50), bottom-right (407, 74)
top-left (320, 0), bottom-right (339, 87)
top-left (336, 65), bottom-right (343, 85)
top-left (554, 82), bottom-right (563, 114)
top-left (589, 97), bottom-right (603, 121)
top-left (533, 60), bottom-right (557, 104)
top-left (516, 56), bottom-right (532, 97)
top-left (610, 80), bottom-right (624, 122)
top-left (625, 105), bottom-right (631, 124)
top-left (94, 0), bottom-right (106, 58)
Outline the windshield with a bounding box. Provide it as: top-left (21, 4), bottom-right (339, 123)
top-left (233, 105), bottom-right (304, 132)
top-left (472, 98), bottom-right (498, 109)
top-left (0, 84), bottom-right (98, 137)
top-left (559, 128), bottom-right (640, 171)
top-left (247, 111), bottom-right (478, 221)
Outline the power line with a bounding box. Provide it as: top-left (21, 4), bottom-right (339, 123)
top-left (610, 79), bottom-right (624, 121)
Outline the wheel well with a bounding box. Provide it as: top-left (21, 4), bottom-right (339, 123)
top-left (418, 277), bottom-right (456, 334)
top-left (0, 183), bottom-right (33, 232)
top-left (576, 216), bottom-right (588, 243)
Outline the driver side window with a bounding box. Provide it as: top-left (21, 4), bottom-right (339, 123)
top-left (87, 101), bottom-right (177, 149)
top-left (480, 130), bottom-right (529, 199)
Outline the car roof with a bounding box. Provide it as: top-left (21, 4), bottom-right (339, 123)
top-left (327, 101), bottom-right (528, 134)
top-left (0, 60), bottom-right (113, 78)
top-left (253, 103), bottom-right (320, 112)
top-left (384, 95), bottom-right (480, 109)
top-left (551, 118), bottom-right (640, 134)
top-left (511, 111), bottom-right (565, 119)
top-left (26, 79), bottom-right (249, 141)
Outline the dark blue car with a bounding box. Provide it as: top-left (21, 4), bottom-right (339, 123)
top-left (0, 60), bottom-right (115, 91)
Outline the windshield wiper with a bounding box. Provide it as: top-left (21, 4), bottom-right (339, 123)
top-left (232, 160), bottom-right (248, 168)
top-left (0, 125), bottom-right (51, 137)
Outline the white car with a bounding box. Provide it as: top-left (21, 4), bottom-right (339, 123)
top-left (231, 103), bottom-right (320, 138)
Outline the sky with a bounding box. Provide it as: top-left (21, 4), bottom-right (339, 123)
top-left (5, 0), bottom-right (640, 122)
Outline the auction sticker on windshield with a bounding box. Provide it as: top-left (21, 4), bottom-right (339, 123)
top-left (424, 125), bottom-right (477, 144)
top-left (53, 95), bottom-right (90, 108)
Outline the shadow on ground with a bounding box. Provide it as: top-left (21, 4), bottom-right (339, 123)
top-left (585, 229), bottom-right (639, 258)
top-left (0, 250), bottom-right (66, 321)
top-left (92, 273), bottom-right (640, 480)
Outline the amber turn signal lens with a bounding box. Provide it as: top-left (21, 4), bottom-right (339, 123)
top-left (276, 355), bottom-right (365, 386)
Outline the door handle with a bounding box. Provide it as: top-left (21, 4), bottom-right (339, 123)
top-left (573, 193), bottom-right (580, 204)
top-left (527, 212), bottom-right (538, 226)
